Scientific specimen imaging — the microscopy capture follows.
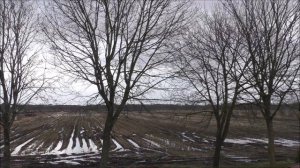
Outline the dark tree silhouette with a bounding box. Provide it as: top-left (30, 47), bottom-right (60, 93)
top-left (170, 9), bottom-right (250, 168)
top-left (43, 0), bottom-right (187, 167)
top-left (0, 0), bottom-right (45, 168)
top-left (225, 0), bottom-right (300, 166)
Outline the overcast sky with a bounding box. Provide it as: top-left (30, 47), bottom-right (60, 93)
top-left (30, 1), bottom-right (220, 105)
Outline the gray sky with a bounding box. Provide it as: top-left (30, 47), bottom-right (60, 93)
top-left (32, 1), bottom-right (219, 105)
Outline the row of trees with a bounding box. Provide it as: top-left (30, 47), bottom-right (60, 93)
top-left (0, 0), bottom-right (299, 168)
top-left (1, 0), bottom-right (188, 168)
top-left (171, 0), bottom-right (299, 167)
top-left (0, 1), bottom-right (47, 168)
top-left (171, 10), bottom-right (249, 167)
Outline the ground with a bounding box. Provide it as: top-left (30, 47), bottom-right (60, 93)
top-left (0, 109), bottom-right (299, 168)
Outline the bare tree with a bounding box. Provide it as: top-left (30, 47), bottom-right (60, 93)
top-left (225, 0), bottom-right (300, 166)
top-left (43, 0), bottom-right (187, 167)
top-left (170, 10), bottom-right (249, 168)
top-left (0, 0), bottom-right (44, 168)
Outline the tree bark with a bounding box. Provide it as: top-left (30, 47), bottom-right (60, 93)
top-left (266, 119), bottom-right (276, 167)
top-left (100, 115), bottom-right (113, 168)
top-left (213, 134), bottom-right (222, 168)
top-left (3, 121), bottom-right (11, 168)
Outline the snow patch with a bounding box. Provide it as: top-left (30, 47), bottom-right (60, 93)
top-left (30, 142), bottom-right (45, 155)
top-left (112, 139), bottom-right (127, 152)
top-left (49, 160), bottom-right (80, 165)
top-left (12, 138), bottom-right (34, 155)
top-left (225, 138), bottom-right (253, 145)
top-left (245, 138), bottom-right (268, 144)
top-left (143, 138), bottom-right (161, 148)
top-left (88, 139), bottom-right (98, 152)
top-left (226, 154), bottom-right (256, 163)
top-left (225, 137), bottom-right (300, 147)
top-left (45, 128), bottom-right (99, 155)
top-left (53, 141), bottom-right (63, 152)
top-left (275, 138), bottom-right (300, 147)
top-left (181, 132), bottom-right (195, 142)
top-left (127, 139), bottom-right (140, 148)
top-left (45, 143), bottom-right (54, 153)
top-left (80, 127), bottom-right (85, 134)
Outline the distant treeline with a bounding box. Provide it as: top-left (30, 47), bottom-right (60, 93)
top-left (17, 103), bottom-right (299, 113)
top-left (19, 104), bottom-right (205, 113)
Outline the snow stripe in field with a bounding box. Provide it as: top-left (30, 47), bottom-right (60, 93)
top-left (181, 132), bottom-right (195, 142)
top-left (143, 138), bottom-right (161, 148)
top-left (127, 139), bottom-right (140, 148)
top-left (224, 138), bottom-right (253, 145)
top-left (12, 138), bottom-right (34, 155)
top-left (49, 160), bottom-right (80, 165)
top-left (53, 141), bottom-right (63, 151)
top-left (47, 127), bottom-right (100, 155)
top-left (45, 143), bottom-right (53, 153)
top-left (274, 138), bottom-right (300, 147)
top-left (88, 139), bottom-right (98, 151)
top-left (112, 139), bottom-right (127, 152)
top-left (225, 138), bottom-right (300, 147)
top-left (31, 142), bottom-right (44, 155)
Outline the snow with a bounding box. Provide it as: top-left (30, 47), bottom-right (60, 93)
top-left (112, 139), bottom-right (127, 152)
top-left (82, 139), bottom-right (88, 151)
top-left (143, 138), bottom-right (161, 148)
top-left (63, 132), bottom-right (91, 154)
top-left (245, 138), bottom-right (267, 143)
top-left (225, 138), bottom-right (253, 145)
top-left (127, 139), bottom-right (140, 148)
top-left (181, 132), bottom-right (195, 142)
top-left (202, 139), bottom-right (209, 143)
top-left (187, 146), bottom-right (202, 151)
top-left (80, 127), bottom-right (85, 134)
top-left (88, 139), bottom-right (99, 152)
top-left (22, 142), bottom-right (37, 155)
top-left (49, 140), bottom-right (65, 155)
top-left (226, 154), bottom-right (256, 163)
top-left (191, 147), bottom-right (202, 151)
top-left (45, 143), bottom-right (54, 153)
top-left (71, 138), bottom-right (84, 153)
top-left (161, 139), bottom-right (172, 146)
top-left (45, 128), bottom-right (100, 155)
top-left (40, 153), bottom-right (102, 165)
top-left (52, 141), bottom-right (63, 152)
top-left (49, 160), bottom-right (80, 165)
top-left (275, 138), bottom-right (300, 147)
top-left (31, 142), bottom-right (44, 155)
top-left (154, 137), bottom-right (176, 147)
top-left (225, 137), bottom-right (300, 147)
top-left (12, 138), bottom-right (34, 155)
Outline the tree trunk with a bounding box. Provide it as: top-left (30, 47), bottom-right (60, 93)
top-left (213, 135), bottom-right (222, 168)
top-left (100, 116), bottom-right (113, 168)
top-left (266, 119), bottom-right (276, 167)
top-left (3, 122), bottom-right (11, 168)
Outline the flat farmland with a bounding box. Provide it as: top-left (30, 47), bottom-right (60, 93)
top-left (0, 109), bottom-right (299, 168)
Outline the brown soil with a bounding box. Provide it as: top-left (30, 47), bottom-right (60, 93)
top-left (0, 110), bottom-right (299, 167)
